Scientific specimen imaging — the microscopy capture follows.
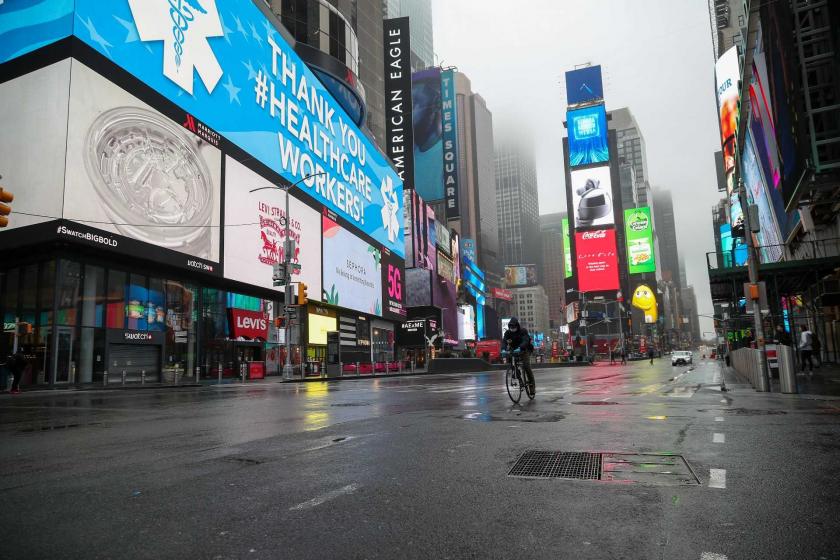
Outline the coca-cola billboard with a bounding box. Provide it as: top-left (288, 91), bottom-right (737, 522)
top-left (575, 229), bottom-right (619, 292)
top-left (229, 309), bottom-right (269, 340)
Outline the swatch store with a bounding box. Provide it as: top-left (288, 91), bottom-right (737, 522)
top-left (0, 0), bottom-right (405, 387)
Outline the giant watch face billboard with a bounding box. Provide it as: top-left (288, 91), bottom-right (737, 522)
top-left (322, 216), bottom-right (383, 316)
top-left (567, 104), bottom-right (609, 167)
top-left (22, 0), bottom-right (406, 257)
top-left (224, 157), bottom-right (321, 297)
top-left (570, 166), bottom-right (614, 228)
top-left (624, 207), bottom-right (656, 274)
top-left (575, 229), bottom-right (619, 292)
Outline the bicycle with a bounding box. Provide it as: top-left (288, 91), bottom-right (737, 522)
top-left (503, 350), bottom-right (535, 403)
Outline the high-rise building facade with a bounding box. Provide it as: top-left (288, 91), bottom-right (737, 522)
top-left (540, 213), bottom-right (567, 329)
top-left (494, 133), bottom-right (541, 272)
top-left (511, 286), bottom-right (550, 335)
top-left (450, 72), bottom-right (501, 288)
top-left (271, 0), bottom-right (387, 144)
top-left (384, 0), bottom-right (434, 71)
top-left (652, 188), bottom-right (682, 290)
top-left (707, 0), bottom-right (747, 58)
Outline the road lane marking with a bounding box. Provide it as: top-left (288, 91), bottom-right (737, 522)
top-left (701, 553), bottom-right (728, 560)
top-left (715, 416), bottom-right (724, 422)
top-left (709, 469), bottom-right (726, 489)
top-left (713, 433), bottom-right (725, 443)
top-left (289, 483), bottom-right (360, 511)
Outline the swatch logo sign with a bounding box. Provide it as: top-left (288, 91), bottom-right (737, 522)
top-left (581, 230), bottom-right (607, 240)
top-left (128, 0), bottom-right (224, 95)
top-left (125, 332), bottom-right (153, 341)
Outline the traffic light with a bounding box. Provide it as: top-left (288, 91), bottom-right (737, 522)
top-left (274, 317), bottom-right (285, 329)
top-left (17, 322), bottom-right (32, 336)
top-left (0, 186), bottom-right (13, 228)
top-left (297, 282), bottom-right (308, 306)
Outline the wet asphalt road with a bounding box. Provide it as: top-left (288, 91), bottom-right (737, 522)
top-left (2, 359), bottom-right (840, 560)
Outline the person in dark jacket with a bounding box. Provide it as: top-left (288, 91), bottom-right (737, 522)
top-left (502, 317), bottom-right (535, 393)
top-left (774, 325), bottom-right (793, 347)
top-left (8, 349), bottom-right (26, 394)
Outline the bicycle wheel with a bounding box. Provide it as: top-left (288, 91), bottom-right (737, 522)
top-left (525, 369), bottom-right (536, 400)
top-left (506, 365), bottom-right (522, 404)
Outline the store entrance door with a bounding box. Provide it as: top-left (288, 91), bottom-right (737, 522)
top-left (109, 344), bottom-right (162, 383)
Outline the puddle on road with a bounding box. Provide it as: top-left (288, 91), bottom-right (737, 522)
top-left (572, 401), bottom-right (621, 406)
top-left (18, 422), bottom-right (104, 433)
top-left (329, 402), bottom-right (372, 408)
top-left (461, 411), bottom-right (565, 423)
top-left (697, 407), bottom-right (787, 416)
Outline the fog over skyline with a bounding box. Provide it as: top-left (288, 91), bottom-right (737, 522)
top-left (433, 0), bottom-right (722, 334)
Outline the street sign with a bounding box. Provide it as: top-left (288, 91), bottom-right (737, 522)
top-left (290, 263), bottom-right (302, 273)
top-left (285, 306), bottom-right (297, 312)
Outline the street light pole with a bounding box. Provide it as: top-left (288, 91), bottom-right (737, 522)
top-left (250, 172), bottom-right (326, 381)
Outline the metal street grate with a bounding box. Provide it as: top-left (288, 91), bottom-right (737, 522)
top-left (508, 451), bottom-right (602, 480)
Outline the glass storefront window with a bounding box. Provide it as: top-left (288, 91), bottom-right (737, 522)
top-left (81, 265), bottom-right (105, 328)
top-left (106, 270), bottom-right (126, 329)
top-left (21, 264), bottom-right (38, 326)
top-left (126, 273), bottom-right (148, 331)
top-left (56, 259), bottom-right (81, 326)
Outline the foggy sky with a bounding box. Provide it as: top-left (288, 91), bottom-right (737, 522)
top-left (432, 0), bottom-right (722, 335)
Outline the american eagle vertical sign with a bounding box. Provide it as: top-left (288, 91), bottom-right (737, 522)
top-left (383, 17), bottom-right (415, 191)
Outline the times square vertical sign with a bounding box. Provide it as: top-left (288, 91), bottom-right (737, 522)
top-left (441, 69), bottom-right (460, 218)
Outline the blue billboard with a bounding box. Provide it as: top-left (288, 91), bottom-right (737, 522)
top-left (568, 104), bottom-right (609, 167)
top-left (412, 67), bottom-right (444, 202)
top-left (0, 0), bottom-right (404, 257)
top-left (565, 65), bottom-right (603, 105)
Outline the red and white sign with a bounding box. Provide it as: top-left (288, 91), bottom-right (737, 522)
top-left (230, 309), bottom-right (268, 340)
top-left (491, 287), bottom-right (513, 301)
top-left (575, 229), bottom-right (619, 292)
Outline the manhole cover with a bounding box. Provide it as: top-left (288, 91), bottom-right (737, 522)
top-left (508, 451), bottom-right (601, 479)
top-left (508, 451), bottom-right (700, 486)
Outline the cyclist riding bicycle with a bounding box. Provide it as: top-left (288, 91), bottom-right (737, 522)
top-left (502, 317), bottom-right (535, 393)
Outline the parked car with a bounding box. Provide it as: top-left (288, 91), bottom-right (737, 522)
top-left (671, 351), bottom-right (693, 366)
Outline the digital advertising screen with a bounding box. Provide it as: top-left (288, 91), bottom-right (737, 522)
top-left (412, 67), bottom-right (444, 202)
top-left (308, 313), bottom-right (337, 345)
top-left (322, 216), bottom-right (383, 316)
top-left (224, 157), bottom-right (321, 298)
top-left (380, 248), bottom-right (406, 320)
top-left (565, 65), bottom-right (603, 105)
top-left (570, 166), bottom-right (614, 228)
top-left (567, 104), bottom-right (609, 167)
top-left (630, 284), bottom-right (658, 324)
top-left (575, 229), bottom-right (619, 292)
top-left (561, 218), bottom-right (573, 278)
top-left (716, 46), bottom-right (740, 192)
top-left (624, 207), bottom-right (656, 274)
top-left (4, 0), bottom-right (405, 257)
top-left (441, 68), bottom-right (460, 217)
top-left (504, 265), bottom-right (538, 287)
top-left (743, 131), bottom-right (783, 263)
top-left (458, 305), bottom-right (476, 341)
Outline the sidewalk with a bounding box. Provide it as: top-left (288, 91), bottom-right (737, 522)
top-left (784, 361), bottom-right (840, 397)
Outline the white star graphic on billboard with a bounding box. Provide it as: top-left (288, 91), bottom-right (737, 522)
top-left (380, 176), bottom-right (400, 243)
top-left (127, 0), bottom-right (224, 95)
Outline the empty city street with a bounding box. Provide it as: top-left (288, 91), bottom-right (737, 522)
top-left (2, 361), bottom-right (839, 559)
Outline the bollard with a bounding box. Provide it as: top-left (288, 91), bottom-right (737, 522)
top-left (385, 361), bottom-right (389, 375)
top-left (141, 370), bottom-right (146, 385)
top-left (339, 362), bottom-right (343, 377)
top-left (195, 366), bottom-right (200, 381)
top-left (175, 372), bottom-right (181, 385)
top-left (399, 360), bottom-right (403, 374)
top-left (103, 370), bottom-right (109, 387)
top-left (121, 370), bottom-right (126, 386)
top-left (218, 362), bottom-right (223, 385)
top-left (411, 360), bottom-right (415, 373)
top-left (356, 362), bottom-right (360, 377)
top-left (778, 344), bottom-right (798, 394)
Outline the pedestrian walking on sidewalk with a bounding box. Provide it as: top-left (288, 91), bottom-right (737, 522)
top-left (799, 325), bottom-right (814, 374)
top-left (7, 349), bottom-right (26, 394)
top-left (609, 346), bottom-right (615, 365)
top-left (620, 346), bottom-right (627, 365)
top-left (648, 347), bottom-right (655, 365)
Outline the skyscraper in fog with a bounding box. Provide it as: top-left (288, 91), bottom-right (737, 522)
top-left (384, 0), bottom-right (434, 70)
top-left (494, 132), bottom-right (541, 272)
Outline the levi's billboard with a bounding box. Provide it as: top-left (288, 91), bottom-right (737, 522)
top-left (575, 229), bottom-right (619, 292)
top-left (9, 0), bottom-right (405, 257)
top-left (229, 309), bottom-right (268, 340)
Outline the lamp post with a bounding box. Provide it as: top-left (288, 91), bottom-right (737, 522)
top-left (250, 172), bottom-right (326, 380)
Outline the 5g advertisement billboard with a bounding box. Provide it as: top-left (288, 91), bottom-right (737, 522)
top-left (624, 207), bottom-right (656, 274)
top-left (575, 229), bottom-right (619, 292)
top-left (567, 104), bottom-right (609, 167)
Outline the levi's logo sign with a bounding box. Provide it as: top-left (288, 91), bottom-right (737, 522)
top-left (237, 316), bottom-right (267, 330)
